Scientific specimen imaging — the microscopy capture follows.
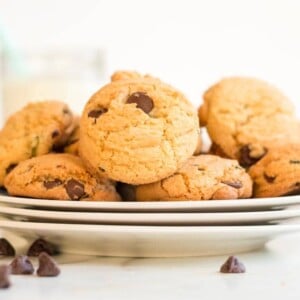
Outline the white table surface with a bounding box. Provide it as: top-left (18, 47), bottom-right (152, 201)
top-left (0, 233), bottom-right (300, 300)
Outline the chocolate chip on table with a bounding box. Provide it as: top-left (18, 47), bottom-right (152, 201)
top-left (9, 256), bottom-right (34, 275)
top-left (221, 181), bottom-right (243, 189)
top-left (126, 92), bottom-right (154, 114)
top-left (43, 179), bottom-right (63, 189)
top-left (0, 238), bottom-right (15, 256)
top-left (0, 265), bottom-right (11, 289)
top-left (220, 256), bottom-right (246, 274)
top-left (27, 238), bottom-right (59, 257)
top-left (65, 179), bottom-right (85, 200)
top-left (37, 252), bottom-right (60, 277)
top-left (116, 183), bottom-right (136, 201)
top-left (239, 145), bottom-right (266, 168)
top-left (88, 108), bottom-right (107, 119)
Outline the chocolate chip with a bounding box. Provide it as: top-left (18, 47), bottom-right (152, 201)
top-left (0, 265), bottom-right (11, 289)
top-left (116, 183), bottom-right (136, 201)
top-left (37, 252), bottom-right (60, 277)
top-left (239, 145), bottom-right (266, 168)
top-left (5, 164), bottom-right (17, 175)
top-left (264, 173), bottom-right (276, 183)
top-left (221, 181), bottom-right (243, 189)
top-left (63, 108), bottom-right (70, 115)
top-left (88, 108), bottom-right (107, 119)
top-left (43, 179), bottom-right (63, 189)
top-left (220, 256), bottom-right (246, 273)
top-left (27, 238), bottom-right (59, 257)
top-left (290, 160), bottom-right (300, 164)
top-left (0, 238), bottom-right (15, 256)
top-left (126, 92), bottom-right (154, 114)
top-left (9, 256), bottom-right (34, 275)
top-left (65, 179), bottom-right (85, 200)
top-left (51, 130), bottom-right (60, 138)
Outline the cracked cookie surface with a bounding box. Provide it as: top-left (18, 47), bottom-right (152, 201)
top-left (4, 153), bottom-right (121, 201)
top-left (0, 101), bottom-right (76, 186)
top-left (79, 71), bottom-right (200, 185)
top-left (134, 155), bottom-right (252, 201)
top-left (249, 144), bottom-right (300, 197)
top-left (199, 77), bottom-right (299, 167)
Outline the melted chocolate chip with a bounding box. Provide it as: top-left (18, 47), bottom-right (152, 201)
top-left (65, 179), bottom-right (85, 200)
top-left (63, 108), bottom-right (70, 115)
top-left (37, 252), bottom-right (60, 277)
top-left (27, 238), bottom-right (59, 257)
top-left (0, 265), bottom-right (10, 289)
top-left (5, 164), bottom-right (17, 175)
top-left (239, 145), bottom-right (266, 168)
top-left (10, 256), bottom-right (34, 275)
top-left (264, 173), bottom-right (276, 183)
top-left (116, 183), bottom-right (136, 201)
top-left (126, 92), bottom-right (154, 114)
top-left (43, 179), bottom-right (63, 189)
top-left (0, 238), bottom-right (15, 256)
top-left (220, 256), bottom-right (246, 273)
top-left (51, 130), bottom-right (60, 138)
top-left (221, 181), bottom-right (243, 189)
top-left (88, 108), bottom-right (107, 119)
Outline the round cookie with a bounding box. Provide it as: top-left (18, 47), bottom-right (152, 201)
top-left (79, 71), bottom-right (200, 185)
top-left (0, 101), bottom-right (76, 186)
top-left (130, 155), bottom-right (252, 201)
top-left (249, 144), bottom-right (300, 198)
top-left (199, 77), bottom-right (299, 167)
top-left (4, 153), bottom-right (121, 201)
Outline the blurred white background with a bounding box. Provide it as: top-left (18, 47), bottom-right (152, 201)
top-left (0, 0), bottom-right (300, 116)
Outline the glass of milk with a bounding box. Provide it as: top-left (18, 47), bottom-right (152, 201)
top-left (1, 47), bottom-right (106, 122)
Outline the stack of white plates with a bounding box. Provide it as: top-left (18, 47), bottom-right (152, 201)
top-left (1, 192), bottom-right (300, 257)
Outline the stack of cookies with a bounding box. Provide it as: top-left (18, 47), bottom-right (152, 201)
top-left (1, 72), bottom-right (299, 201)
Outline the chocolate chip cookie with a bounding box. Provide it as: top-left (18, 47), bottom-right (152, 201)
top-left (199, 77), bottom-right (299, 167)
top-left (133, 155), bottom-right (252, 201)
top-left (249, 144), bottom-right (300, 197)
top-left (4, 153), bottom-right (121, 201)
top-left (79, 71), bottom-right (200, 184)
top-left (0, 101), bottom-right (76, 186)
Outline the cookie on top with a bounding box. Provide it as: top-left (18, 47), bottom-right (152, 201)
top-left (199, 77), bottom-right (299, 167)
top-left (0, 101), bottom-right (76, 186)
top-left (79, 70), bottom-right (200, 185)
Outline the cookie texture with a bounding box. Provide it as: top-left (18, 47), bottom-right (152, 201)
top-left (4, 153), bottom-right (120, 201)
top-left (0, 101), bottom-right (76, 186)
top-left (249, 145), bottom-right (300, 197)
top-left (134, 155), bottom-right (252, 201)
top-left (63, 120), bottom-right (80, 156)
top-left (199, 77), bottom-right (299, 167)
top-left (79, 71), bottom-right (200, 184)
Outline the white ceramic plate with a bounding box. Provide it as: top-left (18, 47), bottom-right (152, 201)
top-left (1, 205), bottom-right (300, 225)
top-left (1, 192), bottom-right (300, 212)
top-left (0, 220), bottom-right (300, 257)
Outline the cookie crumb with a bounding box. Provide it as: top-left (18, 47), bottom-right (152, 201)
top-left (220, 256), bottom-right (246, 273)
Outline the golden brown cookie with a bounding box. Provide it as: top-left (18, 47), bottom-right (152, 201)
top-left (248, 144), bottom-right (300, 198)
top-left (199, 77), bottom-right (299, 167)
top-left (131, 155), bottom-right (252, 201)
top-left (0, 101), bottom-right (76, 186)
top-left (63, 118), bottom-right (80, 156)
top-left (79, 71), bottom-right (200, 185)
top-left (4, 153), bottom-right (120, 201)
